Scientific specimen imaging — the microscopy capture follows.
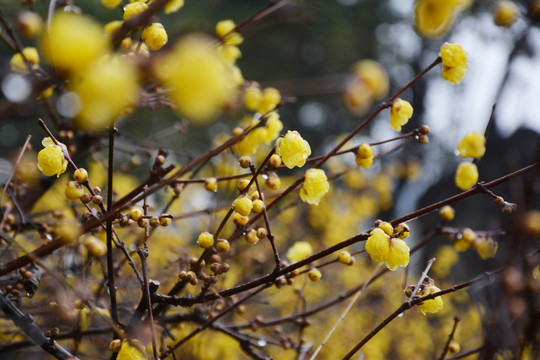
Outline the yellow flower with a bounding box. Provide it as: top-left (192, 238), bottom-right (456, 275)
top-left (244, 86), bottom-right (262, 111)
top-left (494, 1), bottom-right (519, 27)
top-left (40, 12), bottom-right (108, 73)
top-left (440, 42), bottom-right (468, 84)
top-left (352, 60), bottom-right (389, 99)
top-left (141, 23), bottom-right (168, 51)
top-left (232, 195), bottom-right (253, 216)
top-left (197, 232), bottom-right (214, 249)
top-left (308, 268), bottom-right (322, 282)
top-left (455, 162), bottom-right (478, 190)
top-left (65, 181), bottom-right (85, 201)
top-left (355, 143), bottom-right (374, 168)
top-left (164, 0), bottom-right (184, 14)
top-left (457, 131), bottom-right (486, 158)
top-left (386, 238), bottom-right (410, 271)
top-left (123, 2), bottom-right (149, 22)
top-left (344, 60), bottom-right (389, 115)
top-left (390, 99), bottom-right (413, 131)
top-left (17, 11), bottom-right (43, 38)
top-left (418, 285), bottom-right (444, 315)
top-left (365, 228), bottom-right (390, 263)
top-left (258, 87), bottom-right (281, 114)
top-left (215, 19), bottom-right (243, 46)
top-left (286, 241), bottom-right (313, 262)
top-left (439, 205), bottom-right (455, 221)
top-left (218, 44), bottom-right (241, 64)
top-left (415, 0), bottom-right (472, 38)
top-left (275, 131), bottom-right (311, 169)
top-left (71, 57), bottom-right (140, 133)
top-left (455, 227), bottom-right (475, 251)
top-left (117, 340), bottom-right (146, 360)
top-left (154, 35), bottom-right (235, 123)
top-left (37, 137), bottom-right (68, 177)
top-left (300, 168), bottom-right (330, 205)
top-left (9, 47), bottom-right (40, 74)
top-left (474, 237), bottom-right (498, 259)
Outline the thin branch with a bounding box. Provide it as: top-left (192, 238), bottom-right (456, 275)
top-left (439, 316), bottom-right (461, 360)
top-left (0, 290), bottom-right (80, 360)
top-left (342, 269), bottom-right (503, 360)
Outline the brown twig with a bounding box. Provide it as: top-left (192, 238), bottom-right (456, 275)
top-left (342, 269), bottom-right (503, 359)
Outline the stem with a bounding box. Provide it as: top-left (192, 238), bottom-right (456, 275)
top-left (438, 316), bottom-right (461, 360)
top-left (106, 128), bottom-right (118, 325)
top-left (342, 269), bottom-right (502, 359)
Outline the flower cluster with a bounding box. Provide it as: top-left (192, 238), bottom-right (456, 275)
top-left (440, 42), bottom-right (468, 84)
top-left (233, 112), bottom-right (283, 156)
top-left (444, 227), bottom-right (499, 259)
top-left (365, 222), bottom-right (410, 271)
top-left (300, 168), bottom-right (330, 205)
top-left (454, 131), bottom-right (485, 190)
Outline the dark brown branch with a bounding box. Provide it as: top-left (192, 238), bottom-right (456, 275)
top-left (0, 290), bottom-right (80, 360)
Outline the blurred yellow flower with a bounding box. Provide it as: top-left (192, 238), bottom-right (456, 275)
top-left (415, 0), bottom-right (472, 38)
top-left (40, 12), bottom-right (108, 73)
top-left (9, 47), bottom-right (39, 74)
top-left (71, 57), bottom-right (140, 133)
top-left (286, 241), bottom-right (313, 262)
top-left (154, 35), bottom-right (235, 123)
top-left (455, 162), bottom-right (478, 190)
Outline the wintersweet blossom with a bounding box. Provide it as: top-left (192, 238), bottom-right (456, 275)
top-left (300, 168), bottom-right (330, 205)
top-left (37, 137), bottom-right (68, 177)
top-left (457, 131), bottom-right (486, 158)
top-left (418, 285), bottom-right (444, 315)
top-left (440, 43), bottom-right (468, 84)
top-left (356, 143), bottom-right (374, 168)
top-left (390, 99), bottom-right (413, 131)
top-left (275, 131), bottom-right (311, 169)
top-left (455, 162), bottom-right (478, 190)
top-left (286, 241), bottom-right (313, 263)
top-left (365, 227), bottom-right (410, 271)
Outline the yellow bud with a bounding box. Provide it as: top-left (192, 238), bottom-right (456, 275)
top-left (307, 268), bottom-right (322, 282)
top-left (494, 1), bottom-right (519, 27)
top-left (197, 232), bottom-right (214, 249)
top-left (142, 23), bottom-right (168, 51)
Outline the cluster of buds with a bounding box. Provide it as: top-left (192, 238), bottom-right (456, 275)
top-left (404, 277), bottom-right (444, 315)
top-left (124, 207), bottom-right (173, 228)
top-left (443, 227), bottom-right (499, 259)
